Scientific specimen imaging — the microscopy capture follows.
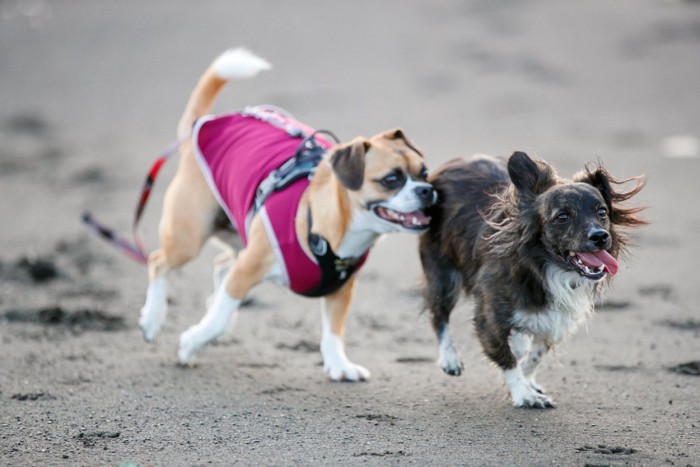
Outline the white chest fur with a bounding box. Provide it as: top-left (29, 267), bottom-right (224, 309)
top-left (511, 265), bottom-right (596, 345)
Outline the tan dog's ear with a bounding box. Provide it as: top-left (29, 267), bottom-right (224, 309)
top-left (382, 128), bottom-right (424, 158)
top-left (330, 137), bottom-right (371, 190)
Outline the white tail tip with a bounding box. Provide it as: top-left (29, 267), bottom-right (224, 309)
top-left (213, 47), bottom-right (271, 80)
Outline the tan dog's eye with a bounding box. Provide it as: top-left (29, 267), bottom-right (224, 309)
top-left (379, 170), bottom-right (406, 190)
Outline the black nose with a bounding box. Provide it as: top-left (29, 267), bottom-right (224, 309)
top-left (414, 185), bottom-right (436, 206)
top-left (589, 229), bottom-right (610, 248)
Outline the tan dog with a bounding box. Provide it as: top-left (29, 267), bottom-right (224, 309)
top-left (138, 48), bottom-right (436, 381)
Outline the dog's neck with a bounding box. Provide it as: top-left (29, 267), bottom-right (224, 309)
top-left (300, 161), bottom-right (382, 259)
top-left (543, 264), bottom-right (597, 321)
top-left (336, 211), bottom-right (385, 258)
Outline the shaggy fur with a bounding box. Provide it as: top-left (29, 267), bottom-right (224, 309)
top-left (420, 151), bottom-right (645, 408)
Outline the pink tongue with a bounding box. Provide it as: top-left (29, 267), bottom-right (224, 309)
top-left (577, 250), bottom-right (619, 275)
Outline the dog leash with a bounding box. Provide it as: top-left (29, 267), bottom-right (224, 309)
top-left (82, 110), bottom-right (340, 266)
top-left (81, 138), bottom-right (183, 265)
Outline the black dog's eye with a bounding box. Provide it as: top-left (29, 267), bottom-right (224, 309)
top-left (554, 212), bottom-right (571, 224)
top-left (419, 166), bottom-right (428, 180)
top-left (597, 206), bottom-right (608, 219)
top-left (378, 170), bottom-right (406, 190)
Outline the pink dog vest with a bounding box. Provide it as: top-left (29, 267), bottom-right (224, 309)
top-left (193, 109), bottom-right (367, 296)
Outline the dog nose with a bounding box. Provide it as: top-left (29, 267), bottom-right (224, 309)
top-left (414, 184), bottom-right (437, 206)
top-left (589, 229), bottom-right (610, 248)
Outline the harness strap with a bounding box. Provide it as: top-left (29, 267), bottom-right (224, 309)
top-left (300, 209), bottom-right (368, 298)
top-left (254, 129), bottom-right (339, 212)
top-left (82, 138), bottom-right (183, 265)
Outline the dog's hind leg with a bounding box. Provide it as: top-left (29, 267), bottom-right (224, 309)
top-left (139, 144), bottom-right (219, 342)
top-left (420, 239), bottom-right (464, 376)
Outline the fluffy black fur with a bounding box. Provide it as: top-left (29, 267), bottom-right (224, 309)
top-left (420, 151), bottom-right (645, 408)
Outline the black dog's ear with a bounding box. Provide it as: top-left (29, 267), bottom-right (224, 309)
top-left (507, 151), bottom-right (556, 199)
top-left (330, 137), bottom-right (371, 190)
top-left (573, 166), bottom-right (614, 211)
top-left (573, 164), bottom-right (647, 227)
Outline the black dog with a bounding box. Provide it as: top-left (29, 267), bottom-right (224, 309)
top-left (420, 151), bottom-right (645, 408)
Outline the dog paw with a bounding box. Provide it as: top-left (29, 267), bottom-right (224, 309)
top-left (139, 310), bottom-right (161, 342)
top-left (139, 278), bottom-right (167, 342)
top-left (512, 390), bottom-right (556, 409)
top-left (528, 380), bottom-right (545, 394)
top-left (320, 334), bottom-right (369, 382)
top-left (325, 361), bottom-right (370, 382)
top-left (438, 331), bottom-right (463, 376)
top-left (438, 354), bottom-right (464, 376)
top-left (178, 327), bottom-right (206, 364)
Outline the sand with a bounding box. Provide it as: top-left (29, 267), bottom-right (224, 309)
top-left (1, 1), bottom-right (699, 465)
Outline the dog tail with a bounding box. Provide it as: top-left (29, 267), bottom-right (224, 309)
top-left (177, 47), bottom-right (271, 139)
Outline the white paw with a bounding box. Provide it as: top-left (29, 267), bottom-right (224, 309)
top-left (320, 334), bottom-right (370, 382)
top-left (528, 378), bottom-right (545, 395)
top-left (178, 326), bottom-right (207, 364)
top-left (504, 367), bottom-right (555, 409)
top-left (138, 311), bottom-right (160, 342)
top-left (324, 359), bottom-right (370, 382)
top-left (438, 334), bottom-right (463, 376)
top-left (511, 389), bottom-right (555, 409)
top-left (139, 278), bottom-right (167, 342)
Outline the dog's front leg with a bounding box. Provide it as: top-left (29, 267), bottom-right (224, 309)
top-left (504, 331), bottom-right (555, 409)
top-left (320, 276), bottom-right (369, 382)
top-left (178, 220), bottom-right (275, 364)
top-left (178, 278), bottom-right (241, 364)
top-left (519, 337), bottom-right (548, 389)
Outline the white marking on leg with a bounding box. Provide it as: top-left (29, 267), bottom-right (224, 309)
top-left (509, 331), bottom-right (533, 362)
top-left (139, 277), bottom-right (167, 342)
top-left (207, 250), bottom-right (235, 310)
top-left (178, 284), bottom-right (240, 364)
top-left (438, 327), bottom-right (463, 376)
top-left (319, 305), bottom-right (369, 382)
top-left (521, 338), bottom-right (546, 376)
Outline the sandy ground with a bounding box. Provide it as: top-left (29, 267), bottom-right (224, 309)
top-left (1, 1), bottom-right (699, 465)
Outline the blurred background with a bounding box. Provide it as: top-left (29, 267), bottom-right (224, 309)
top-left (2, 0), bottom-right (699, 301)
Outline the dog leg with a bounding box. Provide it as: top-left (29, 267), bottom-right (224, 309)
top-left (178, 278), bottom-right (241, 364)
top-left (208, 248), bottom-right (236, 309)
top-left (420, 240), bottom-right (464, 376)
top-left (178, 218), bottom-right (274, 364)
top-left (139, 142), bottom-right (219, 342)
top-left (320, 276), bottom-right (369, 382)
top-left (505, 331), bottom-right (554, 408)
top-left (521, 337), bottom-right (548, 394)
top-left (208, 248), bottom-right (238, 343)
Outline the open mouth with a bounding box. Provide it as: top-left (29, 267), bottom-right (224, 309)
top-left (565, 250), bottom-right (619, 280)
top-left (374, 206), bottom-right (431, 230)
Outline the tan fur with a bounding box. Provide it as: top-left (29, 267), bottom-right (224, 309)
top-left (143, 50), bottom-right (433, 379)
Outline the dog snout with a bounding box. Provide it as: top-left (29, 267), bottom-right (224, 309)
top-left (414, 184), bottom-right (437, 206)
top-left (588, 228), bottom-right (610, 249)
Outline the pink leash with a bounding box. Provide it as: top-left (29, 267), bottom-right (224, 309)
top-left (82, 139), bottom-right (182, 265)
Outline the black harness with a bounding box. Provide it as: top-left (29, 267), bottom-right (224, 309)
top-left (246, 106), bottom-right (369, 297)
